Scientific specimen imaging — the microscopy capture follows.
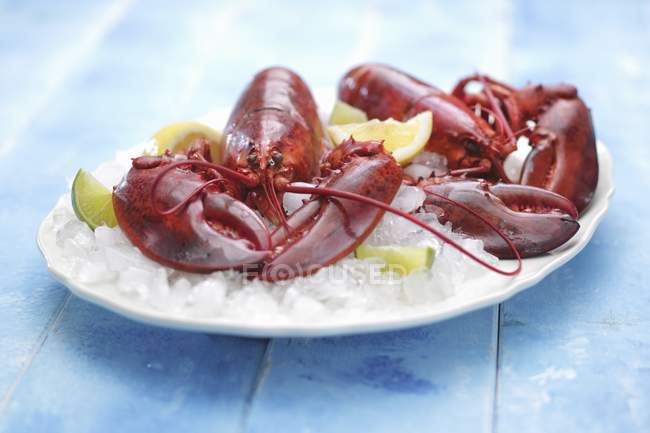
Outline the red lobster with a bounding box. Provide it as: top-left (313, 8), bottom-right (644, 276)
top-left (113, 67), bottom-right (525, 281)
top-left (338, 64), bottom-right (588, 257)
top-left (339, 64), bottom-right (598, 212)
top-left (339, 63), bottom-right (516, 180)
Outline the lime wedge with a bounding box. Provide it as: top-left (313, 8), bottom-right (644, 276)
top-left (71, 169), bottom-right (117, 230)
top-left (152, 121), bottom-right (222, 162)
top-left (355, 245), bottom-right (435, 275)
top-left (328, 111), bottom-right (433, 165)
top-left (329, 100), bottom-right (368, 125)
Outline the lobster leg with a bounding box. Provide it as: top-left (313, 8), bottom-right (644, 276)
top-left (419, 179), bottom-right (579, 259)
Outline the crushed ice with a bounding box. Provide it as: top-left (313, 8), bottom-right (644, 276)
top-left (49, 160), bottom-right (498, 323)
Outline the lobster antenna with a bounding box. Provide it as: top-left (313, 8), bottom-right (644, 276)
top-left (265, 175), bottom-right (290, 230)
top-left (448, 166), bottom-right (491, 177)
top-left (149, 160), bottom-right (258, 216)
top-left (152, 178), bottom-right (224, 216)
top-left (281, 184), bottom-right (522, 276)
top-left (149, 159), bottom-right (285, 232)
top-left (477, 74), bottom-right (516, 147)
top-left (151, 160), bottom-right (258, 187)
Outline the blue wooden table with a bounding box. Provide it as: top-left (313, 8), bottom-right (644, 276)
top-left (1, 1), bottom-right (648, 432)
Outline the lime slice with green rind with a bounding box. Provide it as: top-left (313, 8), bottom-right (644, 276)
top-left (71, 169), bottom-right (118, 230)
top-left (329, 100), bottom-right (368, 125)
top-left (355, 245), bottom-right (435, 275)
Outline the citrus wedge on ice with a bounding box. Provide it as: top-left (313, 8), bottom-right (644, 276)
top-left (329, 100), bottom-right (368, 125)
top-left (327, 111), bottom-right (433, 164)
top-left (152, 121), bottom-right (222, 162)
top-left (355, 245), bottom-right (435, 276)
top-left (71, 169), bottom-right (118, 230)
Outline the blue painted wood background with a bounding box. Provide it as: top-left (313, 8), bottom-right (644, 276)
top-left (1, 1), bottom-right (648, 432)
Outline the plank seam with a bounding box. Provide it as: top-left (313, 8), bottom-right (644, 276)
top-left (0, 292), bottom-right (72, 414)
top-left (491, 304), bottom-right (503, 433)
top-left (237, 339), bottom-right (274, 433)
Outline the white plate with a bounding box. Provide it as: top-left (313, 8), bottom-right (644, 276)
top-left (37, 104), bottom-right (614, 337)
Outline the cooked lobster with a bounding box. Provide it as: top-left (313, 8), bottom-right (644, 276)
top-left (338, 63), bottom-right (596, 256)
top-left (339, 64), bottom-right (598, 213)
top-left (339, 63), bottom-right (515, 180)
top-left (112, 65), bottom-right (589, 281)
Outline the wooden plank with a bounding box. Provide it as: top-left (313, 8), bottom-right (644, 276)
top-left (0, 297), bottom-right (268, 433)
top-left (244, 309), bottom-right (499, 433)
top-left (1, 0), bottom-right (521, 431)
top-left (0, 0), bottom-right (133, 403)
top-left (0, 1), bottom-right (271, 428)
top-left (496, 1), bottom-right (650, 432)
top-left (237, 2), bottom-right (518, 432)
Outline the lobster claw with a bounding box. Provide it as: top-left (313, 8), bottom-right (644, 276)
top-left (452, 74), bottom-right (599, 213)
top-left (521, 97), bottom-right (598, 213)
top-left (419, 179), bottom-right (579, 258)
top-left (113, 156), bottom-right (271, 273)
top-left (260, 139), bottom-right (402, 281)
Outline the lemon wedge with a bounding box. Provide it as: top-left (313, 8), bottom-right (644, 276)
top-left (355, 245), bottom-right (435, 276)
top-left (152, 121), bottom-right (222, 162)
top-left (329, 100), bottom-right (368, 125)
top-left (327, 111), bottom-right (433, 165)
top-left (71, 169), bottom-right (118, 230)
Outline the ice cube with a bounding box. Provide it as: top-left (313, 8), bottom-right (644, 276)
top-left (149, 268), bottom-right (173, 311)
top-left (290, 295), bottom-right (327, 319)
top-left (78, 261), bottom-right (116, 284)
top-left (57, 219), bottom-right (89, 248)
top-left (117, 266), bottom-right (154, 299)
top-left (93, 161), bottom-right (128, 188)
top-left (186, 278), bottom-right (227, 317)
top-left (95, 226), bottom-right (126, 247)
top-left (411, 151), bottom-right (448, 175)
top-left (403, 270), bottom-right (447, 304)
top-left (283, 182), bottom-right (314, 214)
top-left (403, 163), bottom-right (434, 181)
top-left (391, 185), bottom-right (426, 213)
top-left (104, 245), bottom-right (137, 272)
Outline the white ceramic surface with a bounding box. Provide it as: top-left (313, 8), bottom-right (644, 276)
top-left (37, 105), bottom-right (613, 337)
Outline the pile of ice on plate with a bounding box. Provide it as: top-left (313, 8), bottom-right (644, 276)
top-left (50, 158), bottom-right (497, 323)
